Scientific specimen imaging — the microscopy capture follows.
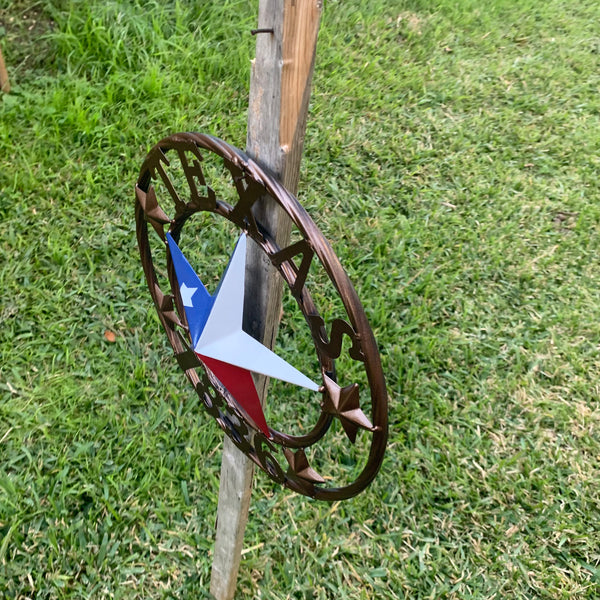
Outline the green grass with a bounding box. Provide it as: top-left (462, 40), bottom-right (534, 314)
top-left (2, 0), bottom-right (600, 597)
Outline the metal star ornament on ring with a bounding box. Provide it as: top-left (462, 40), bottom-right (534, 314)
top-left (136, 132), bottom-right (388, 500)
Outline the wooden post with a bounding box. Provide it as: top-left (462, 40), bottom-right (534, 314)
top-left (209, 1), bottom-right (322, 598)
top-left (0, 46), bottom-right (10, 94)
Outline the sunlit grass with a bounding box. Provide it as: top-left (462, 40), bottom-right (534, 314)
top-left (1, 0), bottom-right (600, 598)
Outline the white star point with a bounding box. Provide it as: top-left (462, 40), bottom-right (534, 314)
top-left (195, 234), bottom-right (319, 391)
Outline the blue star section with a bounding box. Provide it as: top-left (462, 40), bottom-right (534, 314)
top-left (166, 232), bottom-right (214, 346)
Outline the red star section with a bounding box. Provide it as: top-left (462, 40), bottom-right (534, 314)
top-left (198, 354), bottom-right (270, 437)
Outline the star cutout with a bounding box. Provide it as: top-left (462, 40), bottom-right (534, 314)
top-left (180, 283), bottom-right (197, 307)
top-left (166, 232), bottom-right (319, 437)
top-left (322, 374), bottom-right (374, 443)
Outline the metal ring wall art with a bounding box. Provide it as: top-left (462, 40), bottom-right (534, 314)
top-left (135, 132), bottom-right (388, 500)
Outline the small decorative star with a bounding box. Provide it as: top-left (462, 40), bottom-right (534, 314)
top-left (322, 374), bottom-right (374, 443)
top-left (283, 448), bottom-right (325, 484)
top-left (179, 283), bottom-right (197, 307)
top-left (136, 185), bottom-right (171, 240)
top-left (153, 283), bottom-right (184, 329)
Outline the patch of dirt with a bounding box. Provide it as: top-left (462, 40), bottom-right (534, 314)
top-left (397, 11), bottom-right (423, 35)
top-left (552, 210), bottom-right (578, 233)
top-left (0, 3), bottom-right (56, 77)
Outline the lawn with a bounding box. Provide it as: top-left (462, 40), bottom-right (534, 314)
top-left (1, 0), bottom-right (600, 598)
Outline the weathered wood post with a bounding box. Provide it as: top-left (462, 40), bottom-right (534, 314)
top-left (209, 1), bottom-right (322, 598)
top-left (0, 46), bottom-right (10, 94)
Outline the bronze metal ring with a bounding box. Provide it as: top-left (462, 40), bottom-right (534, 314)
top-left (135, 132), bottom-right (388, 500)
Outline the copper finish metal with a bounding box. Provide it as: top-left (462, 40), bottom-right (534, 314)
top-left (135, 132), bottom-right (388, 500)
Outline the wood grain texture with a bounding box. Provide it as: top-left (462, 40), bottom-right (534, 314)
top-left (210, 1), bottom-right (321, 598)
top-left (280, 0), bottom-right (322, 193)
top-left (0, 47), bottom-right (10, 94)
top-left (209, 437), bottom-right (254, 600)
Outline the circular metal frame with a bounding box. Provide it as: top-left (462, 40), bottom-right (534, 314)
top-left (135, 132), bottom-right (387, 500)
